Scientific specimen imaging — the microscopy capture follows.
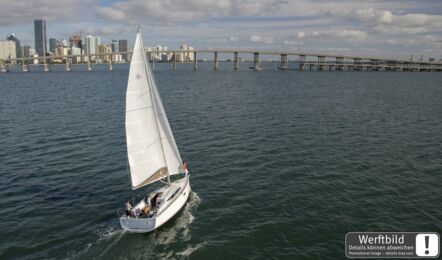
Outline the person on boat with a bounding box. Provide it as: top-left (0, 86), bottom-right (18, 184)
top-left (183, 161), bottom-right (188, 174)
top-left (151, 193), bottom-right (160, 207)
top-left (135, 207), bottom-right (141, 218)
top-left (125, 200), bottom-right (133, 217)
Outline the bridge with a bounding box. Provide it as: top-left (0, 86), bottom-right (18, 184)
top-left (1, 49), bottom-right (442, 72)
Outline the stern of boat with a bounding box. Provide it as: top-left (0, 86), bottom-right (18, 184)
top-left (119, 215), bottom-right (156, 233)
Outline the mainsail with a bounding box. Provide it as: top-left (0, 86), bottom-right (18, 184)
top-left (125, 31), bottom-right (183, 189)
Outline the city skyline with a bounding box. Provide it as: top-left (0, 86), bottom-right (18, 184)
top-left (0, 1), bottom-right (441, 59)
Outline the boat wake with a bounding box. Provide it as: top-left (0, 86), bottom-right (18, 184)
top-left (176, 241), bottom-right (208, 257)
top-left (70, 191), bottom-right (201, 259)
top-left (97, 225), bottom-right (125, 242)
top-left (153, 190), bottom-right (201, 244)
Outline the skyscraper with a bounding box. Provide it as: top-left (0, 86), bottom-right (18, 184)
top-left (70, 34), bottom-right (82, 49)
top-left (6, 33), bottom-right (21, 58)
top-left (34, 19), bottom-right (47, 56)
top-left (119, 39), bottom-right (128, 61)
top-left (85, 34), bottom-right (100, 60)
top-left (23, 45), bottom-right (31, 57)
top-left (49, 38), bottom-right (57, 53)
top-left (111, 40), bottom-right (119, 53)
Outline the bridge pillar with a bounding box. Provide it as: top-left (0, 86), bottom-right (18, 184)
top-left (66, 59), bottom-right (72, 72)
top-left (353, 58), bottom-right (362, 71)
top-left (87, 56), bottom-right (92, 71)
top-left (318, 56), bottom-right (325, 71)
top-left (279, 54), bottom-right (288, 70)
top-left (253, 52), bottom-right (260, 70)
top-left (336, 57), bottom-right (344, 71)
top-left (1, 62), bottom-right (7, 72)
top-left (233, 52), bottom-right (239, 70)
top-left (173, 51), bottom-right (176, 71)
top-left (299, 55), bottom-right (305, 71)
top-left (44, 61), bottom-right (50, 72)
top-left (22, 62), bottom-right (28, 72)
top-left (193, 52), bottom-right (197, 71)
top-left (214, 52), bottom-right (219, 70)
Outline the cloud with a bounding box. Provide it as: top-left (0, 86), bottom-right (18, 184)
top-left (385, 35), bottom-right (442, 50)
top-left (249, 35), bottom-right (274, 44)
top-left (283, 40), bottom-right (303, 46)
top-left (294, 29), bottom-right (368, 42)
top-left (84, 26), bottom-right (132, 36)
top-left (96, 0), bottom-right (288, 25)
top-left (229, 36), bottom-right (239, 42)
top-left (0, 0), bottom-right (98, 26)
top-left (209, 36), bottom-right (240, 44)
top-left (324, 7), bottom-right (442, 34)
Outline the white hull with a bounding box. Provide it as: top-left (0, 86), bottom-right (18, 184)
top-left (120, 175), bottom-right (191, 233)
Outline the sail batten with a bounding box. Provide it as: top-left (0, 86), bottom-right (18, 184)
top-left (125, 31), bottom-right (183, 189)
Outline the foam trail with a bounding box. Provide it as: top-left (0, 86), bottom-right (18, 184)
top-left (176, 242), bottom-right (208, 257)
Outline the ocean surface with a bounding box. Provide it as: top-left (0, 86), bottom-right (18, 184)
top-left (0, 62), bottom-right (441, 259)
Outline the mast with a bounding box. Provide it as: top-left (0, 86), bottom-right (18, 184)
top-left (139, 31), bottom-right (171, 184)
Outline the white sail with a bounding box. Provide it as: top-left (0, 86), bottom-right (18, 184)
top-left (146, 58), bottom-right (183, 176)
top-left (125, 31), bottom-right (182, 189)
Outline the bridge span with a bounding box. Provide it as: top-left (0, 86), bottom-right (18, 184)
top-left (1, 49), bottom-right (441, 72)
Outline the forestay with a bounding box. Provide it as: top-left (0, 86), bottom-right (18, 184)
top-left (125, 31), bottom-right (183, 189)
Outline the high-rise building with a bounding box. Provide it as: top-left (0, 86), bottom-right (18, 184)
top-left (85, 35), bottom-right (99, 54)
top-left (0, 40), bottom-right (16, 60)
top-left (111, 40), bottom-right (119, 53)
top-left (98, 44), bottom-right (111, 62)
top-left (119, 39), bottom-right (128, 61)
top-left (49, 38), bottom-right (57, 53)
top-left (61, 39), bottom-right (68, 47)
top-left (23, 45), bottom-right (31, 57)
top-left (70, 34), bottom-right (82, 50)
top-left (85, 34), bottom-right (101, 60)
top-left (6, 33), bottom-right (21, 58)
top-left (34, 19), bottom-right (47, 56)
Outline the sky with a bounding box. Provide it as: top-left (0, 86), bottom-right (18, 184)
top-left (1, 0), bottom-right (442, 59)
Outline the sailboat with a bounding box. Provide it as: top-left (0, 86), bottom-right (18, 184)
top-left (119, 30), bottom-right (191, 233)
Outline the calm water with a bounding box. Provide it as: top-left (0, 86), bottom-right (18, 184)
top-left (0, 62), bottom-right (441, 259)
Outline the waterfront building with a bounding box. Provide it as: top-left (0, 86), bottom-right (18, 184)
top-left (188, 46), bottom-right (194, 61)
top-left (56, 45), bottom-right (69, 57)
top-left (23, 45), bottom-right (31, 57)
top-left (111, 40), bottom-right (119, 53)
top-left (34, 19), bottom-right (47, 56)
top-left (0, 40), bottom-right (16, 60)
top-left (118, 39), bottom-right (128, 61)
top-left (71, 47), bottom-right (82, 63)
top-left (49, 38), bottom-right (57, 53)
top-left (98, 44), bottom-right (111, 63)
top-left (70, 34), bottom-right (82, 51)
top-left (6, 33), bottom-right (21, 58)
top-left (85, 34), bottom-right (100, 60)
top-left (113, 53), bottom-right (123, 63)
top-left (61, 39), bottom-right (68, 47)
top-left (32, 54), bottom-right (39, 64)
top-left (177, 44), bottom-right (194, 62)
